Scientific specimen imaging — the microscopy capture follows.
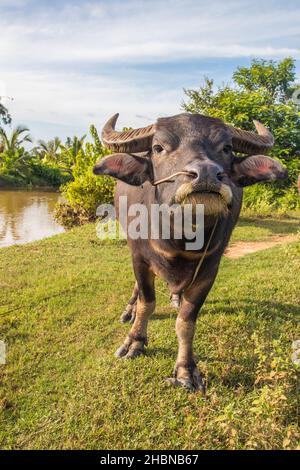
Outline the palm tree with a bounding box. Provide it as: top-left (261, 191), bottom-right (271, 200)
top-left (36, 137), bottom-right (61, 164)
top-left (0, 126), bottom-right (33, 176)
top-left (0, 126), bottom-right (32, 153)
top-left (59, 135), bottom-right (86, 173)
top-left (63, 135), bottom-right (86, 158)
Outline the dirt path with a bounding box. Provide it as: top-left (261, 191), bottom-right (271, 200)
top-left (225, 234), bottom-right (298, 259)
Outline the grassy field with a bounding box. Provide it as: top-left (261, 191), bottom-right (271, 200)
top-left (0, 216), bottom-right (299, 450)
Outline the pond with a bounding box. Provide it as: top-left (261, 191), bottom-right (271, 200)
top-left (0, 190), bottom-right (65, 248)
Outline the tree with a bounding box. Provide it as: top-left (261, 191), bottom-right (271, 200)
top-left (0, 125), bottom-right (32, 153)
top-left (183, 58), bottom-right (300, 210)
top-left (36, 137), bottom-right (61, 164)
top-left (0, 102), bottom-right (11, 127)
top-left (232, 57), bottom-right (296, 101)
top-left (0, 126), bottom-right (33, 177)
top-left (59, 135), bottom-right (86, 173)
top-left (64, 135), bottom-right (86, 156)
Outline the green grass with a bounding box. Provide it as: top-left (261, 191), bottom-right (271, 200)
top-left (231, 216), bottom-right (300, 242)
top-left (0, 217), bottom-right (299, 450)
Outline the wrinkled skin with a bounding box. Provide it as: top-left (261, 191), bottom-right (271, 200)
top-left (94, 113), bottom-right (287, 392)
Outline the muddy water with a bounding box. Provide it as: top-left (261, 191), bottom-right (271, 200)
top-left (0, 190), bottom-right (65, 248)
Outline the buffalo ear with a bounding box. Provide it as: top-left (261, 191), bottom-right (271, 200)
top-left (93, 153), bottom-right (153, 186)
top-left (231, 155), bottom-right (287, 187)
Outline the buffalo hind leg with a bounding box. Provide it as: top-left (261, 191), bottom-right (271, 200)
top-left (116, 266), bottom-right (155, 359)
top-left (120, 282), bottom-right (139, 323)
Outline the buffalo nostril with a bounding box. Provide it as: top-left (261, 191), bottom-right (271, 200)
top-left (216, 172), bottom-right (225, 182)
top-left (184, 170), bottom-right (198, 181)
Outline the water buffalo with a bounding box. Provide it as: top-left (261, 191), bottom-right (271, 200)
top-left (93, 113), bottom-right (287, 392)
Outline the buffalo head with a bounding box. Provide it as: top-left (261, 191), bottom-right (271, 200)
top-left (93, 113), bottom-right (287, 216)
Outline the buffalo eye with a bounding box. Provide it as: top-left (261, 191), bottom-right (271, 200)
top-left (223, 144), bottom-right (233, 155)
top-left (153, 144), bottom-right (164, 154)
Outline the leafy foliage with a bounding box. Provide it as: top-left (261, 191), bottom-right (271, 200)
top-left (58, 134), bottom-right (86, 174)
top-left (0, 126), bottom-right (33, 180)
top-left (0, 127), bottom-right (70, 186)
top-left (183, 58), bottom-right (300, 211)
top-left (55, 125), bottom-right (114, 226)
top-left (232, 57), bottom-right (296, 100)
top-left (0, 102), bottom-right (11, 128)
top-left (34, 134), bottom-right (86, 176)
top-left (29, 162), bottom-right (70, 187)
top-left (0, 121), bottom-right (88, 187)
top-left (0, 119), bottom-right (113, 199)
top-left (35, 137), bottom-right (62, 165)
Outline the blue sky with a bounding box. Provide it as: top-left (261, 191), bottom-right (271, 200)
top-left (1, 0), bottom-right (300, 142)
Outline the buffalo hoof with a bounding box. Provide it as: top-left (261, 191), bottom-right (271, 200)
top-left (165, 365), bottom-right (206, 394)
top-left (119, 303), bottom-right (136, 323)
top-left (115, 338), bottom-right (145, 360)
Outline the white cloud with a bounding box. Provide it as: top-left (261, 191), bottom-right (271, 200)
top-left (1, 0), bottom-right (300, 65)
top-left (2, 69), bottom-right (182, 141)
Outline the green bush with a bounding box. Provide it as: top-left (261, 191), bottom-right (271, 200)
top-left (55, 125), bottom-right (115, 226)
top-left (0, 173), bottom-right (25, 187)
top-left (30, 162), bottom-right (71, 186)
top-left (242, 184), bottom-right (300, 215)
top-left (0, 159), bottom-right (71, 187)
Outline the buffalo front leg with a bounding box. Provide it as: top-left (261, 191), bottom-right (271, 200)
top-left (168, 305), bottom-right (205, 393)
top-left (115, 266), bottom-right (155, 359)
top-left (168, 269), bottom-right (219, 393)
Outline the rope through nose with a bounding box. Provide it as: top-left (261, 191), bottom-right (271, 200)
top-left (153, 171), bottom-right (194, 186)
